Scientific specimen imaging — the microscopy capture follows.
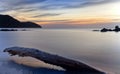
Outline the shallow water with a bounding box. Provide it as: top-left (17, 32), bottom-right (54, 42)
top-left (0, 29), bottom-right (120, 74)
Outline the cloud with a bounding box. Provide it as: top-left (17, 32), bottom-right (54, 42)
top-left (38, 0), bottom-right (120, 10)
top-left (0, 0), bottom-right (119, 21)
top-left (33, 13), bottom-right (62, 17)
top-left (33, 19), bottom-right (70, 22)
top-left (0, 0), bottom-right (119, 13)
top-left (2, 0), bottom-right (46, 6)
top-left (0, 0), bottom-right (46, 12)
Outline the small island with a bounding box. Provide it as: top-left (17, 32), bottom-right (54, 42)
top-left (93, 25), bottom-right (120, 32)
top-left (101, 26), bottom-right (120, 32)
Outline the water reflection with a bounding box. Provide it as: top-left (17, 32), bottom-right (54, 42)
top-left (1, 60), bottom-right (65, 74)
top-left (1, 29), bottom-right (120, 73)
top-left (11, 56), bottom-right (65, 70)
top-left (1, 60), bottom-right (104, 74)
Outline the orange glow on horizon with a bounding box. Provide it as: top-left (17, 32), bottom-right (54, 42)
top-left (35, 17), bottom-right (120, 25)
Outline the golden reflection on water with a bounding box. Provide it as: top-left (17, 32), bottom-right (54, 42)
top-left (10, 56), bottom-right (65, 71)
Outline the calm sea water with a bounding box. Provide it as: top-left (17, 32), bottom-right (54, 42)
top-left (0, 29), bottom-right (120, 74)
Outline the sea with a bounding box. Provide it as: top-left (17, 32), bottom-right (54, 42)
top-left (0, 29), bottom-right (120, 74)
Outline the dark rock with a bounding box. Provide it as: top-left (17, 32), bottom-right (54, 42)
top-left (108, 29), bottom-right (112, 31)
top-left (113, 25), bottom-right (120, 32)
top-left (93, 30), bottom-right (99, 31)
top-left (101, 28), bottom-right (108, 32)
top-left (100, 25), bottom-right (120, 32)
top-left (4, 47), bottom-right (106, 74)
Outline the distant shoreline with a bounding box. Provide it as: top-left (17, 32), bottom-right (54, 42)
top-left (0, 28), bottom-right (27, 31)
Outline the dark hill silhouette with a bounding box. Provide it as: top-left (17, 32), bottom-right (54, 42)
top-left (0, 14), bottom-right (42, 28)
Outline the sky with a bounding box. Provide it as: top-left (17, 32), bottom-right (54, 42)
top-left (0, 0), bottom-right (120, 28)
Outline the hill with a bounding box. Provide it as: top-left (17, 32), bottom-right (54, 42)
top-left (0, 15), bottom-right (42, 28)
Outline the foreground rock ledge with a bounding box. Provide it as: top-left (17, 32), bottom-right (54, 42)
top-left (3, 47), bottom-right (105, 74)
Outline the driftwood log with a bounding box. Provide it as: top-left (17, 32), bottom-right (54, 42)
top-left (3, 47), bottom-right (105, 74)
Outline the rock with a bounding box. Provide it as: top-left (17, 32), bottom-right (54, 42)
top-left (101, 28), bottom-right (108, 32)
top-left (3, 46), bottom-right (105, 74)
top-left (98, 25), bottom-right (120, 32)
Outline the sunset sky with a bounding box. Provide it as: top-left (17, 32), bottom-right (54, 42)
top-left (0, 0), bottom-right (120, 28)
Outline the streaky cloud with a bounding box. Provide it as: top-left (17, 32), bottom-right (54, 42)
top-left (0, 0), bottom-right (46, 12)
top-left (33, 13), bottom-right (62, 17)
top-left (38, 0), bottom-right (120, 10)
top-left (33, 19), bottom-right (70, 22)
top-left (0, 0), bottom-right (119, 13)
